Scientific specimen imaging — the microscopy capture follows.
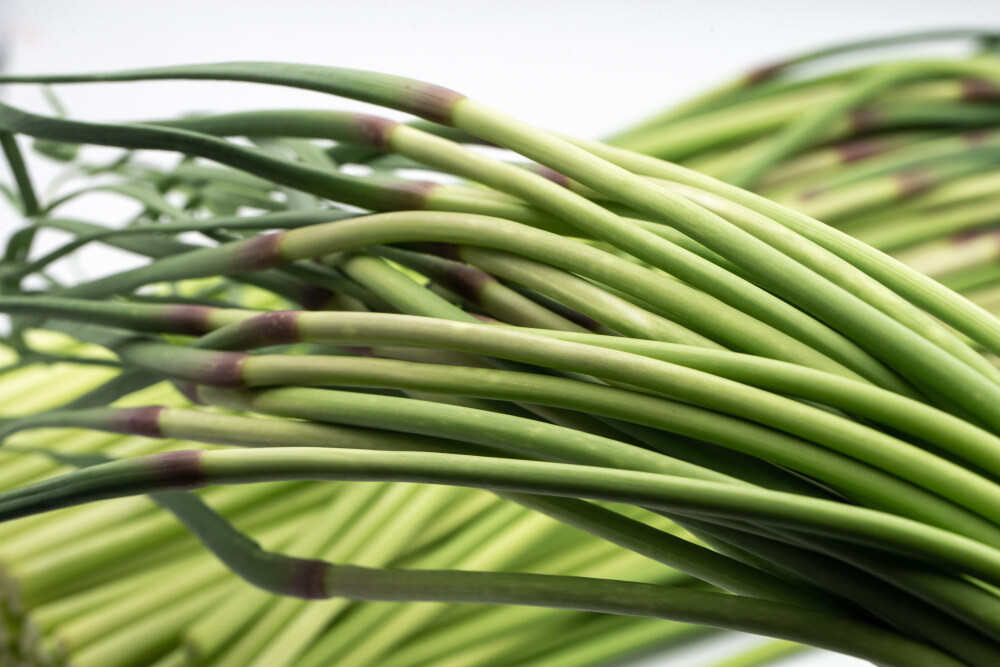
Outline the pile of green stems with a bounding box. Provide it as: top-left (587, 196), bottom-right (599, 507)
top-left (0, 31), bottom-right (999, 667)
top-left (609, 29), bottom-right (1000, 321)
top-left (0, 333), bottom-right (724, 667)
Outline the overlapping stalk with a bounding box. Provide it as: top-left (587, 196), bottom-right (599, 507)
top-left (610, 29), bottom-right (1000, 330)
top-left (1, 29), bottom-right (1000, 667)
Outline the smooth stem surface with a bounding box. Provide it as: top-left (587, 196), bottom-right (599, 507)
top-left (6, 448), bottom-right (1000, 592)
top-left (0, 131), bottom-right (40, 216)
top-left (571, 136), bottom-right (1000, 373)
top-left (198, 312), bottom-right (1000, 533)
top-left (507, 327), bottom-right (1000, 477)
top-left (318, 565), bottom-right (958, 667)
top-left (450, 100), bottom-right (1000, 427)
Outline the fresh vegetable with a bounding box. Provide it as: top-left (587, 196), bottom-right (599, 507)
top-left (1, 29), bottom-right (999, 667)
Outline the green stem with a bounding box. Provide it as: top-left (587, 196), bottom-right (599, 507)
top-left (570, 137), bottom-right (1000, 384)
top-left (318, 564), bottom-right (961, 667)
top-left (502, 327), bottom-right (1000, 478)
top-left (7, 448), bottom-right (1000, 594)
top-left (0, 132), bottom-right (40, 217)
top-left (499, 493), bottom-right (824, 608)
top-left (197, 313), bottom-right (1000, 533)
top-left (371, 245), bottom-right (588, 331)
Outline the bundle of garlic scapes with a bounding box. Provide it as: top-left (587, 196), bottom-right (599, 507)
top-left (1, 29), bottom-right (999, 667)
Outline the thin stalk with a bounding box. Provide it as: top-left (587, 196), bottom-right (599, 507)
top-left (248, 562), bottom-right (968, 666)
top-left (761, 132), bottom-right (1000, 201)
top-left (613, 29), bottom-right (1000, 129)
top-left (773, 529), bottom-right (1000, 642)
top-left (686, 518), bottom-right (1000, 665)
top-left (214, 483), bottom-right (448, 667)
top-left (10, 481), bottom-right (295, 607)
top-left (7, 448), bottom-right (1000, 593)
top-left (296, 502), bottom-right (532, 666)
top-left (371, 245), bottom-right (588, 331)
top-left (154, 109), bottom-right (882, 379)
top-left (376, 604), bottom-right (700, 667)
top-left (725, 61), bottom-right (1000, 186)
top-left (32, 218), bottom-right (345, 310)
top-left (0, 72), bottom-right (916, 386)
top-left (71, 579), bottom-right (234, 667)
top-left (569, 137), bottom-right (1000, 376)
top-left (498, 494), bottom-right (825, 608)
top-left (193, 312), bottom-right (1000, 531)
top-left (9, 209), bottom-right (357, 282)
top-left (501, 327), bottom-right (1000, 478)
top-left (235, 353), bottom-right (1000, 533)
top-left (25, 447), bottom-right (942, 666)
top-left (790, 154), bottom-right (1000, 223)
top-left (851, 195), bottom-right (1000, 252)
top-left (192, 383), bottom-right (742, 487)
top-left (196, 379), bottom-right (993, 543)
top-left (62, 208), bottom-right (847, 371)
top-left (181, 482), bottom-right (388, 663)
top-left (41, 509), bottom-right (309, 656)
top-left (453, 244), bottom-right (712, 343)
top-left (2, 406), bottom-right (471, 456)
top-left (0, 132), bottom-right (40, 216)
top-left (335, 252), bottom-right (475, 322)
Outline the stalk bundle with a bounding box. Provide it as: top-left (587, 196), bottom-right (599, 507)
top-left (1, 29), bottom-right (999, 667)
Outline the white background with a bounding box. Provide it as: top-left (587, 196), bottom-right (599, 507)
top-left (3, 1), bottom-right (999, 665)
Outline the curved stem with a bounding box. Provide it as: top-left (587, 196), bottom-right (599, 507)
top-left (148, 109), bottom-right (885, 381)
top-left (5, 448), bottom-right (1000, 594)
top-left (318, 565), bottom-right (959, 667)
top-left (194, 312), bottom-right (1000, 534)
top-left (505, 327), bottom-right (1000, 478)
top-left (571, 136), bottom-right (1000, 385)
